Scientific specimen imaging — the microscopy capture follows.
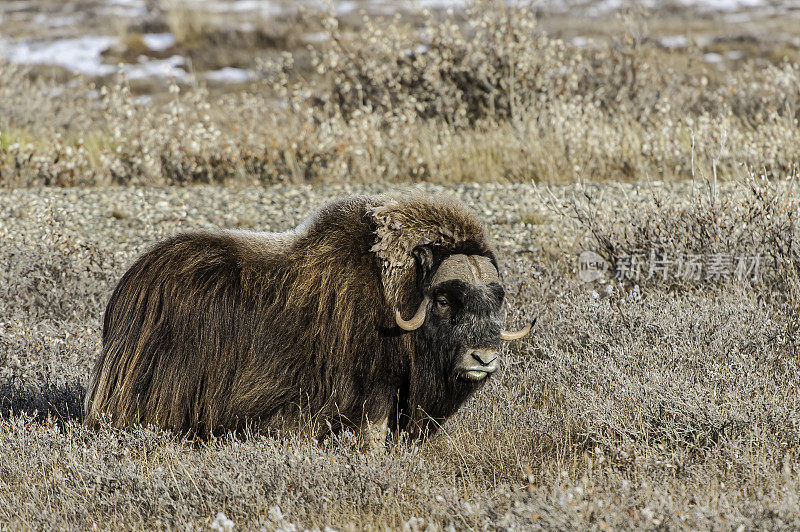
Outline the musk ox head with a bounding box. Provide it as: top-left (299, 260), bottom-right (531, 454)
top-left (396, 251), bottom-right (532, 384)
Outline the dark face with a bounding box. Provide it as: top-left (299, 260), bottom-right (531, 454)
top-left (417, 278), bottom-right (506, 382)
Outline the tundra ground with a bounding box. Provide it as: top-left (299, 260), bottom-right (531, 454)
top-left (1, 180), bottom-right (799, 530)
top-left (2, 1), bottom-right (800, 529)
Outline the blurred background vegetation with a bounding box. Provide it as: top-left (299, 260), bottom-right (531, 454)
top-left (1, 0), bottom-right (799, 186)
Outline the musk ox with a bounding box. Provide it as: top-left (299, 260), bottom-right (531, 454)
top-left (84, 194), bottom-right (531, 447)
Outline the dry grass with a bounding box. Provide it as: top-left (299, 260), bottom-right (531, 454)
top-left (165, 0), bottom-right (210, 47)
top-left (1, 180), bottom-right (800, 529)
top-left (2, 1), bottom-right (800, 528)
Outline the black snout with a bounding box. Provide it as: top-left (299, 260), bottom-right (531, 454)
top-left (471, 351), bottom-right (498, 366)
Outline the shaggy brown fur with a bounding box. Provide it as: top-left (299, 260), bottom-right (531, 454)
top-left (84, 194), bottom-right (498, 440)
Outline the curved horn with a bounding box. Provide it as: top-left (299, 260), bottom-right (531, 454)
top-left (395, 296), bottom-right (429, 331)
top-left (500, 318), bottom-right (535, 341)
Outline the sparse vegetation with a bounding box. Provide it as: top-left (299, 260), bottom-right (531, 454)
top-left (165, 0), bottom-right (210, 47)
top-left (2, 0), bottom-right (800, 529)
top-left (2, 180), bottom-right (800, 529)
top-left (563, 174), bottom-right (800, 297)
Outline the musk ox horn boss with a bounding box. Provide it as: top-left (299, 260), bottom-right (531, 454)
top-left (84, 194), bottom-right (532, 448)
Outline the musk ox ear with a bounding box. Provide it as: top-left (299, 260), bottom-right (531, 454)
top-left (412, 245), bottom-right (435, 291)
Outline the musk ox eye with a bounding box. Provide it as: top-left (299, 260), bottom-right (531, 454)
top-left (435, 296), bottom-right (450, 308)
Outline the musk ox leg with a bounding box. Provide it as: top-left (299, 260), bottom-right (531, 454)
top-left (359, 416), bottom-right (389, 452)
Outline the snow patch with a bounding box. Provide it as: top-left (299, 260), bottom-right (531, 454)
top-left (204, 67), bottom-right (255, 83)
top-left (102, 0), bottom-right (147, 17)
top-left (572, 36), bottom-right (589, 48)
top-left (142, 33), bottom-right (176, 52)
top-left (0, 35), bottom-right (188, 81)
top-left (124, 55), bottom-right (188, 81)
top-left (660, 35), bottom-right (689, 49)
top-left (678, 0), bottom-right (767, 11)
top-left (31, 13), bottom-right (82, 28)
top-left (0, 36), bottom-right (118, 76)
